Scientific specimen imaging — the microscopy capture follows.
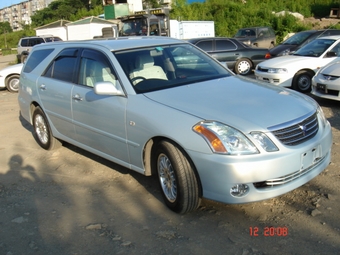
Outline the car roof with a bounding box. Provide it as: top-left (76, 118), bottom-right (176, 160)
top-left (32, 36), bottom-right (186, 52)
top-left (186, 37), bottom-right (235, 42)
top-left (238, 27), bottom-right (272, 29)
top-left (315, 35), bottom-right (340, 40)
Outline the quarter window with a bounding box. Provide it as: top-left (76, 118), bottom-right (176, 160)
top-left (23, 49), bottom-right (54, 73)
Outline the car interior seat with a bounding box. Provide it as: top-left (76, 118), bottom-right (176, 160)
top-left (86, 62), bottom-right (116, 87)
top-left (129, 51), bottom-right (167, 85)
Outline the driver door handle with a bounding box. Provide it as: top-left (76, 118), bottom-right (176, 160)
top-left (72, 94), bottom-right (83, 101)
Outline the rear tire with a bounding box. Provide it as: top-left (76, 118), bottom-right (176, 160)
top-left (20, 54), bottom-right (28, 64)
top-left (5, 75), bottom-right (20, 93)
top-left (32, 107), bottom-right (61, 150)
top-left (292, 70), bottom-right (313, 93)
top-left (154, 140), bottom-right (201, 214)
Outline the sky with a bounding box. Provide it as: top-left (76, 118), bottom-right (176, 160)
top-left (0, 0), bottom-right (23, 9)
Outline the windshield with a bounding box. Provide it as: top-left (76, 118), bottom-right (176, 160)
top-left (119, 18), bottom-right (147, 36)
top-left (235, 29), bottom-right (256, 37)
top-left (114, 44), bottom-right (231, 94)
top-left (293, 38), bottom-right (336, 57)
top-left (282, 31), bottom-right (313, 45)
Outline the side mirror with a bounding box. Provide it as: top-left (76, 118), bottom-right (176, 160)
top-left (94, 81), bottom-right (124, 96)
top-left (326, 51), bottom-right (337, 58)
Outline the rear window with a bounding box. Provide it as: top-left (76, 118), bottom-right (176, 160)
top-left (23, 49), bottom-right (54, 73)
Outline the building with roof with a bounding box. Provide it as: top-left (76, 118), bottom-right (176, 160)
top-left (0, 0), bottom-right (56, 31)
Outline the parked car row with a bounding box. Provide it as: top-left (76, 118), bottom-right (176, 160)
top-left (17, 35), bottom-right (62, 63)
top-left (255, 35), bottom-right (340, 92)
top-left (0, 63), bottom-right (23, 93)
top-left (17, 36), bottom-right (332, 213)
top-left (186, 37), bottom-right (271, 75)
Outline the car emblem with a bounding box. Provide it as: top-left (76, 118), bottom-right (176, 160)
top-left (299, 125), bottom-right (307, 136)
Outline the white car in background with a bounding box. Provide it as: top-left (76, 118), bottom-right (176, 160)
top-left (312, 60), bottom-right (340, 101)
top-left (0, 63), bottom-right (23, 93)
top-left (255, 36), bottom-right (340, 93)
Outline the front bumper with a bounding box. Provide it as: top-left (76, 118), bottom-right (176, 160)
top-left (0, 75), bottom-right (5, 88)
top-left (187, 120), bottom-right (332, 204)
top-left (254, 70), bottom-right (292, 87)
top-left (311, 76), bottom-right (340, 101)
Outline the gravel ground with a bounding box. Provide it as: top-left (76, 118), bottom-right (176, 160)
top-left (0, 54), bottom-right (339, 255)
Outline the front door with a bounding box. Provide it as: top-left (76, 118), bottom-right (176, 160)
top-left (71, 49), bottom-right (129, 163)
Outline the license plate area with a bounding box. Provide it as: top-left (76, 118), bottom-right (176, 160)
top-left (300, 146), bottom-right (322, 170)
top-left (316, 83), bottom-right (327, 93)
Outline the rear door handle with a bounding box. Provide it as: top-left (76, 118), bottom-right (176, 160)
top-left (39, 84), bottom-right (46, 90)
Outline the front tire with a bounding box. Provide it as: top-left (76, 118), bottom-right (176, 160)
top-left (32, 107), bottom-right (61, 150)
top-left (6, 75), bottom-right (20, 93)
top-left (292, 70), bottom-right (313, 93)
top-left (154, 140), bottom-right (201, 214)
top-left (235, 58), bottom-right (253, 75)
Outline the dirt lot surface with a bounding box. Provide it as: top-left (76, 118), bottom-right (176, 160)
top-left (0, 54), bottom-right (339, 255)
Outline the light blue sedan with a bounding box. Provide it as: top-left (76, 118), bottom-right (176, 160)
top-left (18, 37), bottom-right (332, 213)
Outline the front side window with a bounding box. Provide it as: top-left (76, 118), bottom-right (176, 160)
top-left (78, 49), bottom-right (119, 89)
top-left (114, 43), bottom-right (231, 94)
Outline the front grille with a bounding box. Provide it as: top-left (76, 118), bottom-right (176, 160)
top-left (271, 113), bottom-right (318, 146)
top-left (257, 66), bottom-right (269, 72)
top-left (322, 74), bottom-right (339, 81)
top-left (254, 154), bottom-right (326, 188)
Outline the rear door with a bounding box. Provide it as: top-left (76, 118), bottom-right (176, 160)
top-left (37, 48), bottom-right (78, 141)
top-left (210, 39), bottom-right (238, 69)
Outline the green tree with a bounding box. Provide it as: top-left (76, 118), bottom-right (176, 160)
top-left (0, 22), bottom-right (13, 33)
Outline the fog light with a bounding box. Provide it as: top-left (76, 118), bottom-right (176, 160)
top-left (230, 184), bottom-right (249, 197)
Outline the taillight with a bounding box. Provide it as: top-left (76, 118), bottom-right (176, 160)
top-left (265, 53), bottom-right (271, 59)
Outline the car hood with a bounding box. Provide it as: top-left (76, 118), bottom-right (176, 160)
top-left (321, 62), bottom-right (340, 75)
top-left (269, 44), bottom-right (297, 56)
top-left (257, 55), bottom-right (315, 68)
top-left (144, 76), bottom-right (316, 132)
top-left (0, 63), bottom-right (23, 74)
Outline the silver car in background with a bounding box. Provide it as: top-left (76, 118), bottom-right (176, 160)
top-left (312, 60), bottom-right (340, 101)
top-left (18, 37), bottom-right (332, 214)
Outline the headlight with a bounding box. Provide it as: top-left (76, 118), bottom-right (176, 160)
top-left (267, 68), bottom-right (288, 74)
top-left (193, 121), bottom-right (259, 155)
top-left (279, 49), bottom-right (290, 56)
top-left (317, 105), bottom-right (328, 128)
top-left (250, 132), bottom-right (278, 152)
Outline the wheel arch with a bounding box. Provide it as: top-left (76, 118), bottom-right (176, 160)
top-left (29, 101), bottom-right (41, 125)
top-left (292, 68), bottom-right (315, 85)
top-left (143, 136), bottom-right (203, 197)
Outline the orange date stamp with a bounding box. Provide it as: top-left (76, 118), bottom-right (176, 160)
top-left (249, 226), bottom-right (288, 236)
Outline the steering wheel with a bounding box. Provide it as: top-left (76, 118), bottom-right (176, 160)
top-left (131, 76), bottom-right (146, 84)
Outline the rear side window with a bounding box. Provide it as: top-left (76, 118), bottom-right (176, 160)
top-left (216, 39), bottom-right (237, 51)
top-left (44, 48), bottom-right (79, 83)
top-left (23, 49), bottom-right (54, 73)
